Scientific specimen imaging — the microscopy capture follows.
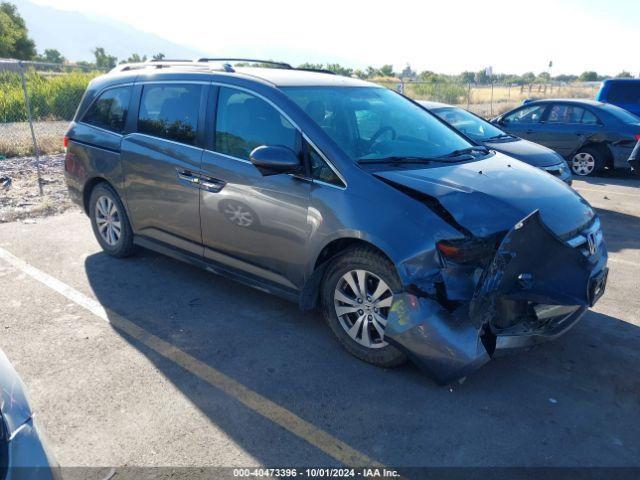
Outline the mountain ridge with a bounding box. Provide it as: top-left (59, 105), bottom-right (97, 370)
top-left (11, 0), bottom-right (206, 62)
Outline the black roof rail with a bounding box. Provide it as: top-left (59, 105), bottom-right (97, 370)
top-left (196, 58), bottom-right (293, 69)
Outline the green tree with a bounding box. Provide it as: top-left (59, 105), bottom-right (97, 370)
top-left (353, 69), bottom-right (366, 79)
top-left (578, 71), bottom-right (598, 81)
top-left (152, 52), bottom-right (165, 61)
top-left (459, 71), bottom-right (475, 83)
top-left (297, 62), bottom-right (324, 70)
top-left (537, 71), bottom-right (551, 82)
top-left (325, 63), bottom-right (353, 76)
top-left (0, 2), bottom-right (37, 59)
top-left (378, 64), bottom-right (394, 77)
top-left (554, 74), bottom-right (578, 82)
top-left (123, 53), bottom-right (147, 63)
top-left (616, 71), bottom-right (633, 78)
top-left (38, 48), bottom-right (65, 63)
top-left (93, 47), bottom-right (117, 69)
top-left (365, 66), bottom-right (379, 78)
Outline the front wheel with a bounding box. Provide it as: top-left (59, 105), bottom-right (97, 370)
top-left (570, 147), bottom-right (604, 177)
top-left (321, 247), bottom-right (406, 368)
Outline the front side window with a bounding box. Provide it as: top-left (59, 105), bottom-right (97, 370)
top-left (138, 84), bottom-right (203, 145)
top-left (282, 86), bottom-right (472, 162)
top-left (215, 87), bottom-right (299, 160)
top-left (82, 86), bottom-right (131, 133)
top-left (503, 104), bottom-right (546, 124)
top-left (433, 107), bottom-right (505, 142)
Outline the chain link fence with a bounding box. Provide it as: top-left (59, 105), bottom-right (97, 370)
top-left (0, 59), bottom-right (104, 156)
top-left (374, 79), bottom-right (599, 118)
top-left (0, 59), bottom-right (105, 221)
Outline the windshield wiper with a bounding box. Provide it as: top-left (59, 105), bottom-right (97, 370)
top-left (438, 146), bottom-right (490, 159)
top-left (357, 156), bottom-right (435, 164)
top-left (485, 133), bottom-right (514, 141)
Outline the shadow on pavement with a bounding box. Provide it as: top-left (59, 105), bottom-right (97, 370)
top-left (576, 170), bottom-right (639, 186)
top-left (84, 249), bottom-right (640, 467)
top-left (595, 206), bottom-right (640, 253)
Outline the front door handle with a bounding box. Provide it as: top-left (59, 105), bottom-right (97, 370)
top-left (199, 177), bottom-right (225, 193)
top-left (176, 169), bottom-right (199, 184)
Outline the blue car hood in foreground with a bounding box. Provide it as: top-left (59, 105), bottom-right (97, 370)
top-left (482, 138), bottom-right (564, 168)
top-left (0, 349), bottom-right (31, 436)
top-left (374, 153), bottom-right (594, 238)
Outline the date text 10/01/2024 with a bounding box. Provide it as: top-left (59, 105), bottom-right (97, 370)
top-left (232, 468), bottom-right (401, 477)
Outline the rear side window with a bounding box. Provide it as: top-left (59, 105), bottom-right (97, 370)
top-left (138, 84), bottom-right (203, 145)
top-left (215, 87), bottom-right (299, 160)
top-left (607, 83), bottom-right (640, 103)
top-left (547, 105), bottom-right (599, 124)
top-left (82, 86), bottom-right (131, 133)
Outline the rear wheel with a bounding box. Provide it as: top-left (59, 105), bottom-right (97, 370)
top-left (321, 247), bottom-right (406, 368)
top-left (89, 183), bottom-right (135, 258)
top-left (570, 147), bottom-right (604, 177)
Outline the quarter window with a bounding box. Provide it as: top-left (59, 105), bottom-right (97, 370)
top-left (215, 87), bottom-right (299, 160)
top-left (309, 145), bottom-right (343, 187)
top-left (82, 86), bottom-right (131, 133)
top-left (137, 84), bottom-right (203, 145)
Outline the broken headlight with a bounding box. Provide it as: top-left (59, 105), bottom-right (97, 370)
top-left (436, 234), bottom-right (503, 267)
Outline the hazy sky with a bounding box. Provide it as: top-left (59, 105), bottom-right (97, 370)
top-left (30, 0), bottom-right (638, 75)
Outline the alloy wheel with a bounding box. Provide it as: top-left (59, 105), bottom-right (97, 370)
top-left (334, 269), bottom-right (393, 349)
top-left (95, 195), bottom-right (122, 246)
top-left (571, 152), bottom-right (596, 176)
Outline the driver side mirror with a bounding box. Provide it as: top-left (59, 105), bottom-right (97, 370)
top-left (249, 145), bottom-right (302, 176)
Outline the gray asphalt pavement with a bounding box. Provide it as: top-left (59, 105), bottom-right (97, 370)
top-left (0, 174), bottom-right (638, 472)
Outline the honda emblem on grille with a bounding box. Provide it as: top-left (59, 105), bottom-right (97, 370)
top-left (587, 231), bottom-right (597, 255)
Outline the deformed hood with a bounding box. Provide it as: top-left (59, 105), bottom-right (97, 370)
top-left (483, 138), bottom-right (564, 167)
top-left (0, 349), bottom-right (32, 435)
top-left (374, 153), bottom-right (594, 238)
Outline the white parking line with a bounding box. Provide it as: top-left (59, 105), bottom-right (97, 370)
top-left (574, 187), bottom-right (640, 198)
top-left (608, 256), bottom-right (640, 268)
top-left (0, 245), bottom-right (382, 468)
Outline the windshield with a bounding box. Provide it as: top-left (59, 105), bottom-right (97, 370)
top-left (282, 86), bottom-right (473, 162)
top-left (432, 106), bottom-right (507, 142)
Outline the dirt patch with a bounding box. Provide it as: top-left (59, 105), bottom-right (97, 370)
top-left (0, 153), bottom-right (79, 223)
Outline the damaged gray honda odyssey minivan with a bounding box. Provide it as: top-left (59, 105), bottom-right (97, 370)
top-left (64, 59), bottom-right (608, 383)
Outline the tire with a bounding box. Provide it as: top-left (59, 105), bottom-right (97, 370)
top-left (570, 146), bottom-right (605, 177)
top-left (88, 182), bottom-right (135, 258)
top-left (321, 247), bottom-right (407, 368)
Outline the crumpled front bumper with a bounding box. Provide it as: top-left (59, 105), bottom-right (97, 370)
top-left (385, 210), bottom-right (608, 384)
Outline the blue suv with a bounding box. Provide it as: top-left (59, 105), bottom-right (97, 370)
top-left (596, 78), bottom-right (640, 117)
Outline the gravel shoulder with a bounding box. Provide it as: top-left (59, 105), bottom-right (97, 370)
top-left (0, 153), bottom-right (78, 223)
